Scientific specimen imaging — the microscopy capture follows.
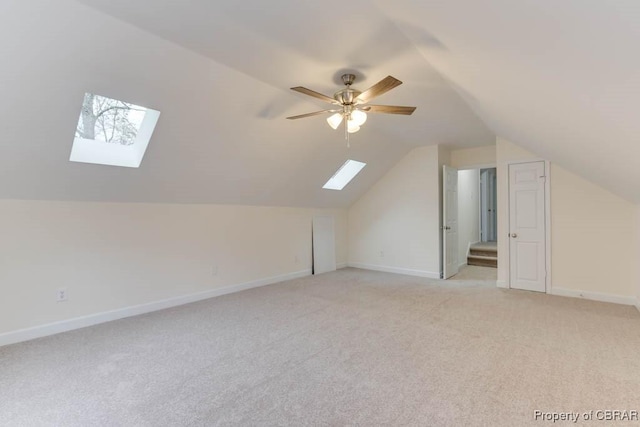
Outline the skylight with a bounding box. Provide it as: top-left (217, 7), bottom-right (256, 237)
top-left (323, 159), bottom-right (366, 190)
top-left (70, 93), bottom-right (160, 168)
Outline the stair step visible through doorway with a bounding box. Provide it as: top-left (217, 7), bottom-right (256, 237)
top-left (468, 242), bottom-right (497, 268)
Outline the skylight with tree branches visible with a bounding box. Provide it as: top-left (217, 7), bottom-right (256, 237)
top-left (70, 93), bottom-right (160, 168)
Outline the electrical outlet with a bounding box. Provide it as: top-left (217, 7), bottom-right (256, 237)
top-left (212, 264), bottom-right (218, 276)
top-left (379, 250), bottom-right (384, 258)
top-left (294, 255), bottom-right (299, 264)
top-left (56, 288), bottom-right (68, 302)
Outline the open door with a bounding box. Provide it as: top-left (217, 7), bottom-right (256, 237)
top-left (443, 165), bottom-right (459, 279)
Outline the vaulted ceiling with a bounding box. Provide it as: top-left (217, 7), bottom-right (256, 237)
top-left (1, 0), bottom-right (638, 206)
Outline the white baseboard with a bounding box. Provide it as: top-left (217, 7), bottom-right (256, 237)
top-left (336, 262), bottom-right (348, 270)
top-left (0, 269), bottom-right (312, 348)
top-left (497, 280), bottom-right (508, 289)
top-left (348, 262), bottom-right (440, 279)
top-left (635, 298), bottom-right (640, 313)
top-left (551, 287), bottom-right (637, 306)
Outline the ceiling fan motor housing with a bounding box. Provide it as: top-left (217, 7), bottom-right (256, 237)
top-left (334, 88), bottom-right (361, 105)
top-left (335, 74), bottom-right (360, 105)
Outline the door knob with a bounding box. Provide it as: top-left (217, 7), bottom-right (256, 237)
top-left (510, 233), bottom-right (518, 238)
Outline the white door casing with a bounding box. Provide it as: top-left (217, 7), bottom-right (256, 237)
top-left (508, 161), bottom-right (546, 292)
top-left (443, 165), bottom-right (459, 279)
top-left (312, 215), bottom-right (336, 275)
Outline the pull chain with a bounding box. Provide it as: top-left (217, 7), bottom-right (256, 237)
top-left (345, 112), bottom-right (350, 148)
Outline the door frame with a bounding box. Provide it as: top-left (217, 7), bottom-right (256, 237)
top-left (505, 159), bottom-right (552, 294)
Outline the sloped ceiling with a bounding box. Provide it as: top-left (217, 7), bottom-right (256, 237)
top-left (377, 0), bottom-right (640, 203)
top-left (2, 1), bottom-right (638, 207)
top-left (0, 0), bottom-right (492, 208)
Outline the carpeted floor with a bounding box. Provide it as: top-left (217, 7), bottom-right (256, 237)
top-left (1, 268), bottom-right (639, 426)
top-left (451, 264), bottom-right (497, 281)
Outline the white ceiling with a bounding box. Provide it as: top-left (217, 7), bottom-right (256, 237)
top-left (378, 0), bottom-right (640, 203)
top-left (2, 0), bottom-right (639, 206)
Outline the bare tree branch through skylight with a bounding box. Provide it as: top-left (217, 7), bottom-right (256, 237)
top-left (75, 93), bottom-right (147, 146)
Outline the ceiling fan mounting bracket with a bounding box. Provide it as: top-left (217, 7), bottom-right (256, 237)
top-left (341, 73), bottom-right (356, 86)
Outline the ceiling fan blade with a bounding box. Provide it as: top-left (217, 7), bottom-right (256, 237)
top-left (286, 109), bottom-right (336, 120)
top-left (361, 105), bottom-right (416, 115)
top-left (290, 87), bottom-right (338, 104)
top-left (355, 76), bottom-right (403, 104)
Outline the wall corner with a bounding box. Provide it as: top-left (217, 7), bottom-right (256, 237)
top-left (635, 204), bottom-right (640, 312)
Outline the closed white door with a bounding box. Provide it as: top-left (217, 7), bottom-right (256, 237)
top-left (443, 165), bottom-right (459, 279)
top-left (312, 216), bottom-right (336, 275)
top-left (508, 161), bottom-right (546, 292)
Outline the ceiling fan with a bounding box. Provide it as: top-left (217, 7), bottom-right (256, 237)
top-left (286, 74), bottom-right (416, 141)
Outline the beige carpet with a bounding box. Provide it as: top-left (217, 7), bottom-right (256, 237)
top-left (1, 268), bottom-right (639, 426)
top-left (451, 264), bottom-right (497, 281)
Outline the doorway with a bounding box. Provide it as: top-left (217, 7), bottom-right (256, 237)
top-left (444, 167), bottom-right (497, 281)
top-left (480, 168), bottom-right (497, 242)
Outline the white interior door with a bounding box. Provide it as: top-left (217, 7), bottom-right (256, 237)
top-left (312, 215), bottom-right (336, 275)
top-left (443, 165), bottom-right (459, 279)
top-left (508, 161), bottom-right (546, 292)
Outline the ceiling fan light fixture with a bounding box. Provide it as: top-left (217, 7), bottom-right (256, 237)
top-left (288, 74), bottom-right (415, 144)
top-left (351, 110), bottom-right (367, 126)
top-left (326, 113), bottom-right (343, 130)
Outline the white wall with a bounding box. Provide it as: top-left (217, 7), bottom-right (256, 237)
top-left (634, 204), bottom-right (640, 310)
top-left (457, 169), bottom-right (480, 266)
top-left (497, 138), bottom-right (637, 300)
top-left (551, 166), bottom-right (635, 298)
top-left (348, 145), bottom-right (441, 278)
top-left (451, 145), bottom-right (496, 169)
top-left (0, 200), bottom-right (347, 336)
